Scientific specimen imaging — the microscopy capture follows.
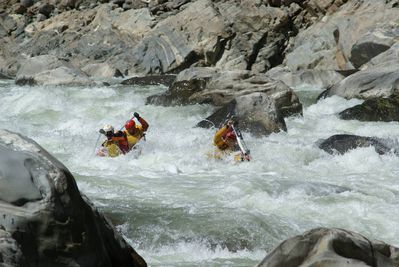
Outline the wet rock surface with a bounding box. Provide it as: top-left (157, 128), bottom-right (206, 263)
top-left (339, 97), bottom-right (399, 122)
top-left (317, 134), bottom-right (399, 155)
top-left (257, 228), bottom-right (399, 267)
top-left (0, 129), bottom-right (147, 267)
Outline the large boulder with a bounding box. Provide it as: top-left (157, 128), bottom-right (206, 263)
top-left (82, 62), bottom-right (124, 78)
top-left (317, 134), bottom-right (399, 155)
top-left (20, 5), bottom-right (155, 75)
top-left (0, 129), bottom-right (147, 267)
top-left (361, 42), bottom-right (399, 70)
top-left (326, 65), bottom-right (399, 100)
top-left (15, 55), bottom-right (93, 86)
top-left (339, 97), bottom-right (399, 122)
top-left (0, 227), bottom-right (25, 266)
top-left (147, 67), bottom-right (303, 118)
top-left (285, 0), bottom-right (399, 71)
top-left (349, 24), bottom-right (399, 69)
top-left (266, 66), bottom-right (345, 89)
top-left (214, 1), bottom-right (290, 72)
top-left (0, 71), bottom-right (12, 79)
top-left (197, 92), bottom-right (287, 136)
top-left (257, 228), bottom-right (399, 267)
top-left (130, 0), bottom-right (231, 74)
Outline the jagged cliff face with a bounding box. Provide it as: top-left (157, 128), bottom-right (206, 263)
top-left (2, 0), bottom-right (399, 130)
top-left (0, 0), bottom-right (349, 77)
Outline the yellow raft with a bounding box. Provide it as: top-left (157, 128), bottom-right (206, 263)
top-left (208, 150), bottom-right (251, 162)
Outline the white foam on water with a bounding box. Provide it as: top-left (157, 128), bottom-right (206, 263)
top-left (2, 82), bottom-right (399, 266)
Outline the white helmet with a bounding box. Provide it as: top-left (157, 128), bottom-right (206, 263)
top-left (103, 124), bottom-right (114, 133)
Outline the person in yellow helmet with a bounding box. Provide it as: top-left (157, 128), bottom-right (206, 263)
top-left (124, 112), bottom-right (149, 150)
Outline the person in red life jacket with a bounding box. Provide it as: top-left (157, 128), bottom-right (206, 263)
top-left (124, 112), bottom-right (149, 150)
top-left (99, 124), bottom-right (129, 155)
top-left (212, 117), bottom-right (251, 161)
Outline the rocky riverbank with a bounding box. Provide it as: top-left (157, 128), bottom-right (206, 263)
top-left (2, 0), bottom-right (399, 265)
top-left (2, 0), bottom-right (399, 135)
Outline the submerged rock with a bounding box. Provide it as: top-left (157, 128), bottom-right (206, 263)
top-left (317, 134), bottom-right (398, 155)
top-left (0, 129), bottom-right (147, 267)
top-left (339, 97), bottom-right (399, 122)
top-left (257, 228), bottom-right (399, 267)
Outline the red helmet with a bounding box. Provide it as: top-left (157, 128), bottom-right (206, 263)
top-left (125, 120), bottom-right (135, 130)
top-left (225, 131), bottom-right (236, 140)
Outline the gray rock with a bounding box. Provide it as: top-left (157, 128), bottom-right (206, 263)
top-left (339, 97), bottom-right (399, 122)
top-left (285, 0), bottom-right (398, 71)
top-left (82, 62), bottom-right (124, 78)
top-left (121, 74), bottom-right (176, 86)
top-left (0, 71), bottom-right (12, 79)
top-left (0, 228), bottom-right (25, 266)
top-left (36, 13), bottom-right (47, 22)
top-left (197, 92), bottom-right (287, 136)
top-left (38, 3), bottom-right (54, 17)
top-left (215, 1), bottom-right (290, 72)
top-left (0, 129), bottom-right (147, 267)
top-left (147, 67), bottom-right (303, 118)
top-left (266, 66), bottom-right (345, 89)
top-left (317, 134), bottom-right (398, 155)
top-left (327, 65), bottom-right (399, 99)
top-left (362, 42), bottom-right (399, 70)
top-left (15, 55), bottom-right (93, 86)
top-left (130, 0), bottom-right (231, 74)
top-left (0, 13), bottom-right (17, 34)
top-left (20, 0), bottom-right (33, 8)
top-left (349, 23), bottom-right (399, 68)
top-left (13, 4), bottom-right (27, 14)
top-left (257, 228), bottom-right (399, 267)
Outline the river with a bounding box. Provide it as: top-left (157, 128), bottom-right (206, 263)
top-left (1, 80), bottom-right (399, 266)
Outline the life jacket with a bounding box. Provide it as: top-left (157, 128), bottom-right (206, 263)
top-left (99, 141), bottom-right (122, 157)
top-left (124, 125), bottom-right (145, 149)
top-left (106, 142), bottom-right (122, 157)
top-left (111, 134), bottom-right (129, 153)
top-left (101, 131), bottom-right (128, 154)
top-left (213, 126), bottom-right (237, 151)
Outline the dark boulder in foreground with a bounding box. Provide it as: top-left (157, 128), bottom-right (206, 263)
top-left (318, 134), bottom-right (398, 155)
top-left (0, 129), bottom-right (146, 267)
top-left (339, 97), bottom-right (399, 122)
top-left (257, 228), bottom-right (399, 267)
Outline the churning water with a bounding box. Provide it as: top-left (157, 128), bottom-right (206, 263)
top-left (1, 80), bottom-right (399, 266)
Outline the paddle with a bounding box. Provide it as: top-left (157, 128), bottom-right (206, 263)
top-left (231, 124), bottom-right (251, 161)
top-left (93, 132), bottom-right (103, 155)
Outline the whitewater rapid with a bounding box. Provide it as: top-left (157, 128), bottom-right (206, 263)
top-left (1, 80), bottom-right (399, 266)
